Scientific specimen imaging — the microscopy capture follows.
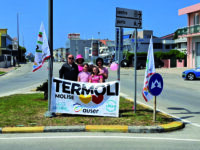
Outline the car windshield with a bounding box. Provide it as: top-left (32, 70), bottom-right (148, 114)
top-left (195, 67), bottom-right (200, 71)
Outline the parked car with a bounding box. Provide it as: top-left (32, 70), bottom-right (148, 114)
top-left (121, 59), bottom-right (129, 67)
top-left (132, 56), bottom-right (164, 69)
top-left (182, 67), bottom-right (200, 80)
top-left (103, 58), bottom-right (111, 65)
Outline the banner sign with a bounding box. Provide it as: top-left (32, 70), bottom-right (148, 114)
top-left (51, 77), bottom-right (120, 117)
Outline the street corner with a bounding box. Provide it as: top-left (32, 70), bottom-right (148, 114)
top-left (1, 126), bottom-right (44, 133)
top-left (86, 125), bottom-right (128, 133)
top-left (159, 121), bottom-right (185, 132)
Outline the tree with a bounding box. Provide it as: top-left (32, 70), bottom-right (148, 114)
top-left (18, 46), bottom-right (27, 62)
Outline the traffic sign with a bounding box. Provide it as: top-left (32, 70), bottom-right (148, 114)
top-left (148, 73), bottom-right (163, 96)
top-left (116, 7), bottom-right (142, 20)
top-left (116, 17), bottom-right (142, 28)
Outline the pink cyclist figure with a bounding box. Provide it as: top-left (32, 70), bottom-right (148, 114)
top-left (75, 54), bottom-right (84, 72)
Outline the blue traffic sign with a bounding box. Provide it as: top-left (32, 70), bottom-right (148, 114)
top-left (148, 73), bottom-right (163, 96)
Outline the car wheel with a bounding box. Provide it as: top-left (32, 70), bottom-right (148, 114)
top-left (187, 73), bottom-right (195, 80)
top-left (140, 65), bottom-right (144, 69)
top-left (121, 60), bottom-right (129, 67)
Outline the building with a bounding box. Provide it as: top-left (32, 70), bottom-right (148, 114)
top-left (66, 33), bottom-right (115, 61)
top-left (160, 33), bottom-right (187, 54)
top-left (123, 30), bottom-right (176, 53)
top-left (178, 3), bottom-right (200, 68)
top-left (53, 47), bottom-right (69, 62)
top-left (0, 29), bottom-right (16, 67)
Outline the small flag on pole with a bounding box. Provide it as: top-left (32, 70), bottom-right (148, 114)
top-left (33, 22), bottom-right (50, 72)
top-left (142, 36), bottom-right (156, 102)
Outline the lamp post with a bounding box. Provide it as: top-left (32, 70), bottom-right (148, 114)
top-left (98, 32), bottom-right (100, 58)
top-left (17, 13), bottom-right (20, 66)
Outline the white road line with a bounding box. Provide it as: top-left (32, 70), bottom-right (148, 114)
top-left (139, 101), bottom-right (200, 128)
top-left (120, 93), bottom-right (200, 128)
top-left (0, 136), bottom-right (199, 142)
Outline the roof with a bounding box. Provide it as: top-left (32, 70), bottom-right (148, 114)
top-left (160, 33), bottom-right (174, 39)
top-left (100, 40), bottom-right (109, 46)
top-left (179, 3), bottom-right (200, 15)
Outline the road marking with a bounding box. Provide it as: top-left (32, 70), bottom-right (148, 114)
top-left (0, 136), bottom-right (199, 142)
top-left (120, 93), bottom-right (200, 128)
top-left (138, 101), bottom-right (200, 128)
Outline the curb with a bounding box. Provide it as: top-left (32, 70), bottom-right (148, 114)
top-left (0, 122), bottom-right (184, 134)
top-left (0, 94), bottom-right (185, 134)
top-left (0, 72), bottom-right (7, 76)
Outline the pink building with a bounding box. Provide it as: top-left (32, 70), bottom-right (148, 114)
top-left (178, 3), bottom-right (200, 68)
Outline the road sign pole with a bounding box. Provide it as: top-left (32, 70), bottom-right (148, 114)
top-left (45, 0), bottom-right (54, 118)
top-left (134, 28), bottom-right (137, 113)
top-left (153, 96), bottom-right (157, 122)
top-left (117, 27), bottom-right (121, 81)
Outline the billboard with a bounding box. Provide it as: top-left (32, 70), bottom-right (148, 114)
top-left (68, 33), bottom-right (80, 40)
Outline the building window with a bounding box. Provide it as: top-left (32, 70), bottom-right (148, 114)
top-left (165, 45), bottom-right (170, 49)
top-left (153, 43), bottom-right (162, 49)
top-left (144, 35), bottom-right (151, 39)
top-left (172, 44), bottom-right (176, 49)
top-left (194, 13), bottom-right (199, 25)
top-left (1, 36), bottom-right (6, 48)
top-left (177, 43), bottom-right (181, 48)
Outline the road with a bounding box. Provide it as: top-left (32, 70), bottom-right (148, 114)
top-left (0, 132), bottom-right (199, 150)
top-left (0, 62), bottom-right (61, 97)
top-left (108, 67), bottom-right (200, 126)
top-left (0, 63), bottom-right (200, 149)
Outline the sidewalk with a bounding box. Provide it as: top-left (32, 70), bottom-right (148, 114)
top-left (0, 66), bottom-right (16, 72)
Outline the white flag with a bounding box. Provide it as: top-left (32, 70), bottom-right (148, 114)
top-left (142, 36), bottom-right (156, 102)
top-left (33, 22), bottom-right (50, 72)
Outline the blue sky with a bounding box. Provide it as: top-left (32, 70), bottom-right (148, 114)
top-left (1, 0), bottom-right (200, 54)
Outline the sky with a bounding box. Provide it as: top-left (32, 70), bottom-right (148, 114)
top-left (1, 0), bottom-right (200, 54)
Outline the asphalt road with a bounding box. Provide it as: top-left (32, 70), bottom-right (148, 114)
top-left (108, 67), bottom-right (200, 127)
top-left (0, 132), bottom-right (200, 150)
top-left (0, 62), bottom-right (61, 97)
top-left (0, 63), bottom-right (200, 149)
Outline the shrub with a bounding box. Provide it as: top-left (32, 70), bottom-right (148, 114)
top-left (36, 80), bottom-right (48, 100)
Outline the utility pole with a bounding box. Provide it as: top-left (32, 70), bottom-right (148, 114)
top-left (17, 13), bottom-right (20, 66)
top-left (134, 28), bottom-right (137, 113)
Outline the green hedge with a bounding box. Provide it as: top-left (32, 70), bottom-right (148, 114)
top-left (124, 50), bottom-right (186, 63)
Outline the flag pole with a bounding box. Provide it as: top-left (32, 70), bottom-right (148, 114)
top-left (45, 0), bottom-right (54, 117)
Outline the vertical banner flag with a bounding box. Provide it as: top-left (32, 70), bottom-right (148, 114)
top-left (142, 36), bottom-right (156, 102)
top-left (51, 77), bottom-right (120, 117)
top-left (33, 22), bottom-right (50, 72)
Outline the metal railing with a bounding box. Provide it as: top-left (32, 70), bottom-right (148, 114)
top-left (177, 24), bottom-right (200, 36)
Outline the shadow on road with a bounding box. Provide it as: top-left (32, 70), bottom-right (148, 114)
top-left (168, 107), bottom-right (200, 115)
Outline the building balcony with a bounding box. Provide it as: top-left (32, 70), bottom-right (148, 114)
top-left (177, 24), bottom-right (200, 37)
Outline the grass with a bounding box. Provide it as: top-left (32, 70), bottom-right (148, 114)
top-left (0, 71), bottom-right (5, 75)
top-left (0, 94), bottom-right (173, 127)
